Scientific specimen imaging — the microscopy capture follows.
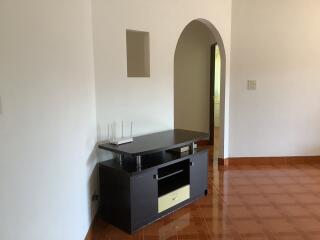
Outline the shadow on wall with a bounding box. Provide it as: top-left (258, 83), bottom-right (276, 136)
top-left (86, 147), bottom-right (100, 223)
top-left (86, 140), bottom-right (117, 223)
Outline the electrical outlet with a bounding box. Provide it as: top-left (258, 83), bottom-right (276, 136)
top-left (91, 193), bottom-right (99, 201)
top-left (247, 80), bottom-right (257, 90)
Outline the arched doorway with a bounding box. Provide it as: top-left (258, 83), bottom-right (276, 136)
top-left (174, 19), bottom-right (226, 160)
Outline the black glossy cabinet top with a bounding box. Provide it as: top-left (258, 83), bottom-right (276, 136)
top-left (98, 129), bottom-right (208, 157)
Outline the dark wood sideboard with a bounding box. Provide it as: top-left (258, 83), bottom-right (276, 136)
top-left (98, 129), bottom-right (209, 233)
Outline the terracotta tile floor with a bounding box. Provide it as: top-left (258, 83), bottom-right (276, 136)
top-left (87, 151), bottom-right (320, 240)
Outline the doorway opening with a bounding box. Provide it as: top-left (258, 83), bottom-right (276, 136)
top-left (174, 19), bottom-right (226, 161)
top-left (209, 44), bottom-right (221, 158)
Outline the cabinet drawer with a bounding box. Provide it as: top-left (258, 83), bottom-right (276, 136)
top-left (158, 185), bottom-right (190, 213)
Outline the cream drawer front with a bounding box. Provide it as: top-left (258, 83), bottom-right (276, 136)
top-left (158, 185), bottom-right (190, 213)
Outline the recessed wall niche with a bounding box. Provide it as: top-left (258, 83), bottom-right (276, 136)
top-left (126, 30), bottom-right (150, 77)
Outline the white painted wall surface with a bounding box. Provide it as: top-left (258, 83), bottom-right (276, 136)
top-left (0, 1), bottom-right (232, 238)
top-left (91, 0), bottom-right (232, 158)
top-left (174, 21), bottom-right (213, 133)
top-left (230, 0), bottom-right (320, 157)
top-left (214, 46), bottom-right (221, 127)
top-left (0, 0), bottom-right (98, 239)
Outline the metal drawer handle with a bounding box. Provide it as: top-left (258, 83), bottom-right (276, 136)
top-left (155, 169), bottom-right (184, 181)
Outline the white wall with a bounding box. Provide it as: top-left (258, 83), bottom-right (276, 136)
top-left (174, 21), bottom-right (214, 133)
top-left (91, 0), bottom-right (232, 159)
top-left (214, 46), bottom-right (221, 127)
top-left (0, 1), bottom-right (232, 238)
top-left (0, 1), bottom-right (98, 240)
top-left (230, 0), bottom-right (320, 157)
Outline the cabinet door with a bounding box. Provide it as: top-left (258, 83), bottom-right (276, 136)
top-left (131, 169), bottom-right (158, 229)
top-left (190, 150), bottom-right (208, 198)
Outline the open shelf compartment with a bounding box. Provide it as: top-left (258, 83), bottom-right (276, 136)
top-left (157, 159), bottom-right (190, 197)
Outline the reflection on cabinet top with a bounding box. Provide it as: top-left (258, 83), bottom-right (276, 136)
top-left (99, 148), bottom-right (208, 176)
top-left (98, 129), bottom-right (208, 157)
